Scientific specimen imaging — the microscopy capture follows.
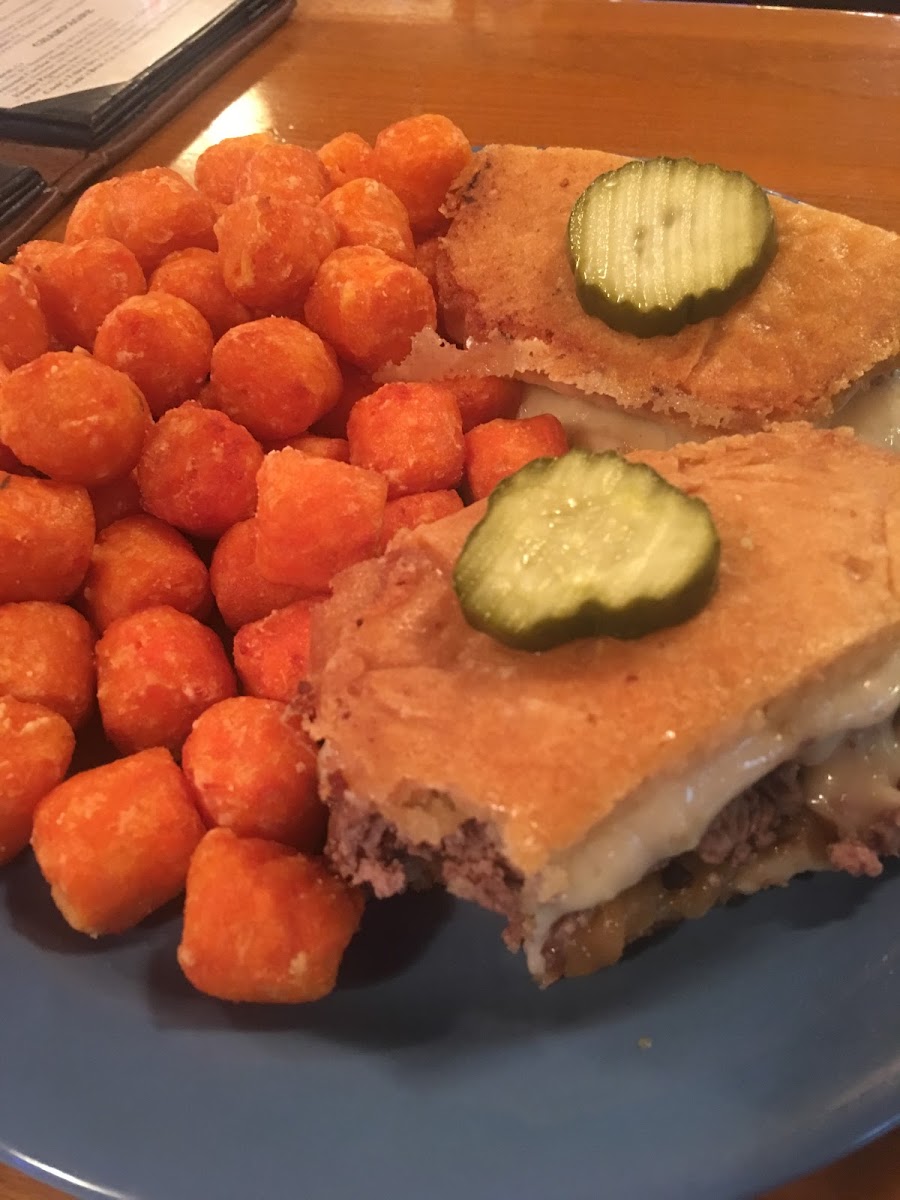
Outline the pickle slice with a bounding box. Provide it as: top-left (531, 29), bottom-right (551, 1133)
top-left (453, 449), bottom-right (720, 650)
top-left (567, 157), bottom-right (777, 337)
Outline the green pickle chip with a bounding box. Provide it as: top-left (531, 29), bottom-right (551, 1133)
top-left (453, 449), bottom-right (720, 650)
top-left (567, 157), bottom-right (777, 337)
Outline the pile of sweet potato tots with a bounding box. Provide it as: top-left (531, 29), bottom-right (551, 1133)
top-left (0, 114), bottom-right (569, 1004)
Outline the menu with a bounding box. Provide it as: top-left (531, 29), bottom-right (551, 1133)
top-left (0, 0), bottom-right (294, 258)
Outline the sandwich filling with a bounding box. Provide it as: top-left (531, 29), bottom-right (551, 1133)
top-left (526, 644), bottom-right (900, 977)
top-left (326, 648), bottom-right (900, 984)
top-left (518, 368), bottom-right (900, 454)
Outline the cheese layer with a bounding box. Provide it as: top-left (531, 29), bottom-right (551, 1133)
top-left (527, 646), bottom-right (900, 965)
top-left (519, 370), bottom-right (900, 453)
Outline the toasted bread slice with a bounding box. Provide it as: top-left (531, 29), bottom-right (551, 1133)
top-left (388, 145), bottom-right (900, 440)
top-left (312, 425), bottom-right (900, 981)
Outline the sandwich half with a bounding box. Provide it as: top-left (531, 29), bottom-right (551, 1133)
top-left (387, 144), bottom-right (900, 453)
top-left (310, 424), bottom-right (900, 984)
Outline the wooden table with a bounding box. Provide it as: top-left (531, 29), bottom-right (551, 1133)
top-left (3, 2), bottom-right (900, 1198)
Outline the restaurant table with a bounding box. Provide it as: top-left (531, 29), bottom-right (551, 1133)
top-left (2, 2), bottom-right (899, 1198)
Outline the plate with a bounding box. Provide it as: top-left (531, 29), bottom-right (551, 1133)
top-left (2, 847), bottom-right (898, 1200)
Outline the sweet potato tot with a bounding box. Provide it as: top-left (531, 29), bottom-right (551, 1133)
top-left (0, 475), bottom-right (94, 603)
top-left (464, 413), bottom-right (568, 500)
top-left (14, 238), bottom-right (145, 351)
top-left (82, 514), bottom-right (211, 632)
top-left (371, 113), bottom-right (471, 236)
top-left (381, 489), bottom-right (463, 546)
top-left (149, 248), bottom-right (250, 340)
top-left (0, 601), bottom-right (95, 728)
top-left (235, 142), bottom-right (331, 207)
top-left (177, 828), bottom-right (364, 1002)
top-left (438, 376), bottom-right (524, 433)
top-left (67, 169), bottom-right (216, 273)
top-left (93, 293), bottom-right (213, 419)
top-left (0, 696), bottom-right (75, 865)
top-left (96, 605), bottom-right (236, 754)
top-left (346, 381), bottom-right (464, 498)
top-left (0, 263), bottom-right (50, 369)
top-left (255, 450), bottom-right (387, 591)
top-left (31, 748), bottom-right (204, 935)
top-left (231, 599), bottom-right (318, 703)
top-left (136, 401), bottom-right (263, 539)
top-left (304, 246), bottom-right (436, 372)
top-left (194, 133), bottom-right (275, 205)
top-left (317, 132), bottom-right (375, 189)
top-left (209, 317), bottom-right (341, 441)
top-left (215, 195), bottom-right (338, 313)
top-left (209, 519), bottom-right (308, 632)
top-left (0, 351), bottom-right (150, 486)
top-left (319, 177), bottom-right (415, 265)
top-left (182, 697), bottom-right (325, 849)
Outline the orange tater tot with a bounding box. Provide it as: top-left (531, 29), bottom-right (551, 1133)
top-left (83, 514), bottom-right (212, 632)
top-left (64, 179), bottom-right (120, 242)
top-left (255, 451), bottom-right (387, 590)
top-left (96, 605), bottom-right (236, 755)
top-left (437, 376), bottom-right (524, 432)
top-left (275, 435), bottom-right (349, 462)
top-left (94, 294), bottom-right (214, 419)
top-left (347, 381), bottom-right (464, 498)
top-left (88, 472), bottom-right (143, 532)
top-left (194, 132), bottom-right (275, 205)
top-left (0, 696), bottom-right (75, 866)
top-left (210, 519), bottom-right (308, 632)
top-left (136, 401), bottom-right (263, 539)
top-left (215, 195), bottom-right (338, 312)
top-left (15, 238), bottom-right (146, 351)
top-left (318, 131), bottom-right (376, 190)
top-left (309, 363), bottom-right (376, 438)
top-left (304, 246), bottom-right (436, 372)
top-left (113, 168), bottom-right (217, 271)
top-left (32, 748), bottom-right (204, 936)
top-left (0, 601), bottom-right (95, 728)
top-left (382, 489), bottom-right (463, 545)
top-left (0, 263), bottom-right (50, 369)
top-left (177, 827), bottom-right (364, 1002)
top-left (183, 697), bottom-right (326, 848)
top-left (0, 351), bottom-right (150, 486)
top-left (414, 236), bottom-right (441, 291)
top-left (209, 317), bottom-right (342, 441)
top-left (232, 598), bottom-right (319, 703)
top-left (0, 475), bottom-right (94, 603)
top-left (0, 386), bottom-right (34, 476)
top-left (464, 413), bottom-right (569, 500)
top-left (69, 168), bottom-right (217, 274)
top-left (235, 142), bottom-right (331, 206)
top-left (149, 248), bottom-right (250, 339)
top-left (372, 113), bottom-right (471, 235)
top-left (319, 177), bottom-right (415, 265)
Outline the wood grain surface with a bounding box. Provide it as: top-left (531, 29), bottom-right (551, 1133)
top-left (3, 2), bottom-right (899, 1198)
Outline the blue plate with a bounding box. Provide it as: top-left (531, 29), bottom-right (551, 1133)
top-left (2, 848), bottom-right (899, 1200)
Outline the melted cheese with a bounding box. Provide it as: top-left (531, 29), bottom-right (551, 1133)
top-left (517, 385), bottom-right (696, 451)
top-left (803, 715), bottom-right (900, 832)
top-left (518, 370), bottom-right (900, 454)
top-left (526, 645), bottom-right (900, 974)
top-left (832, 371), bottom-right (900, 451)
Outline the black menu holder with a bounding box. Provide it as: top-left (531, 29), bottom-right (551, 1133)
top-left (0, 0), bottom-right (294, 261)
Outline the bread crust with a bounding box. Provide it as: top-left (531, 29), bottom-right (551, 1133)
top-left (311, 425), bottom-right (900, 880)
top-left (418, 145), bottom-right (900, 433)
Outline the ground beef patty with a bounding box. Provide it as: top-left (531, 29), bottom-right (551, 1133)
top-left (323, 755), bottom-right (899, 980)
